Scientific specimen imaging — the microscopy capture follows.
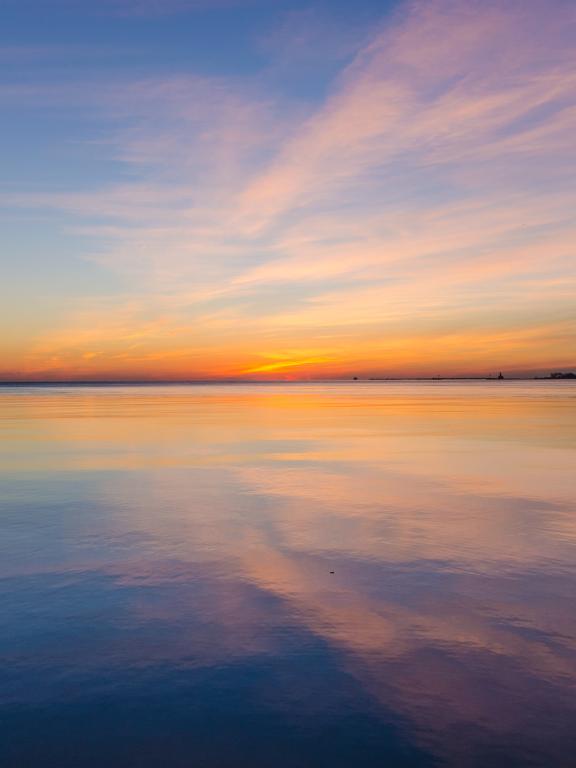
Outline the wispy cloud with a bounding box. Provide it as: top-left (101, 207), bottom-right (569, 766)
top-left (2, 0), bottom-right (575, 378)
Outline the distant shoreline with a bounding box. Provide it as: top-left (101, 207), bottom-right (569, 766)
top-left (0, 377), bottom-right (574, 387)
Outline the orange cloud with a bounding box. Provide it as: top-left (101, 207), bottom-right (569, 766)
top-left (243, 356), bottom-right (334, 374)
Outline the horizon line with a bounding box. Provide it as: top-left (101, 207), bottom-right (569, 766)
top-left (1, 375), bottom-right (574, 386)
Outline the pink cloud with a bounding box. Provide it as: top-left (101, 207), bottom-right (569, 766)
top-left (3, 0), bottom-right (575, 377)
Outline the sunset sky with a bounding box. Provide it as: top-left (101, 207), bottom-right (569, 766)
top-left (1, 0), bottom-right (575, 380)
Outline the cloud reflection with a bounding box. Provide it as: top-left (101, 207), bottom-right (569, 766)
top-left (1, 383), bottom-right (575, 764)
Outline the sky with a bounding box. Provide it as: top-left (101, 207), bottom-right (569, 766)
top-left (1, 0), bottom-right (575, 380)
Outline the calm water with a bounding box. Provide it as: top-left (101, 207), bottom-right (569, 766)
top-left (1, 382), bottom-right (575, 767)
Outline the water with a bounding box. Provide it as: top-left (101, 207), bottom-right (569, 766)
top-left (1, 381), bottom-right (575, 767)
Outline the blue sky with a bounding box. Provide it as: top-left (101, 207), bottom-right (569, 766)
top-left (1, 0), bottom-right (575, 379)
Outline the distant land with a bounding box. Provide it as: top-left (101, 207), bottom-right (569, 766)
top-left (0, 373), bottom-right (575, 386)
top-left (534, 372), bottom-right (576, 379)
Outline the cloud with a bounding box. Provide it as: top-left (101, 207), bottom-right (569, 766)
top-left (3, 0), bottom-right (576, 378)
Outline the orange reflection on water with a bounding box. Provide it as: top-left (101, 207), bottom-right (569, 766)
top-left (1, 381), bottom-right (575, 764)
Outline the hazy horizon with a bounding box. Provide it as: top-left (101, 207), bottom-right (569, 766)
top-left (1, 371), bottom-right (574, 384)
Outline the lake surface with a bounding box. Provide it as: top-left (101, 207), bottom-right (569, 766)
top-left (1, 381), bottom-right (575, 767)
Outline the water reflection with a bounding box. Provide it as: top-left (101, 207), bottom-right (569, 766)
top-left (1, 383), bottom-right (575, 767)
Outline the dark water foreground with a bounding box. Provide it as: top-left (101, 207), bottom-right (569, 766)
top-left (1, 382), bottom-right (575, 767)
